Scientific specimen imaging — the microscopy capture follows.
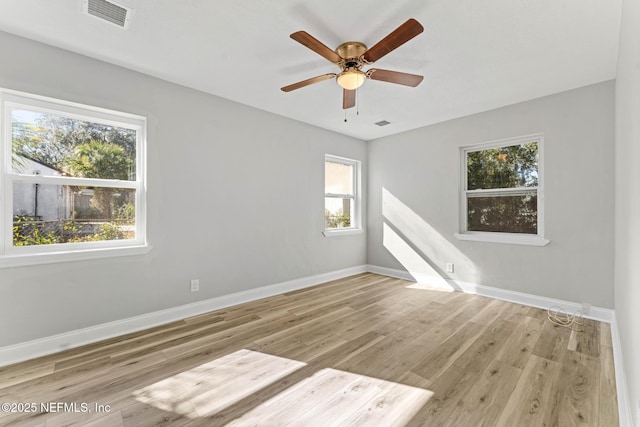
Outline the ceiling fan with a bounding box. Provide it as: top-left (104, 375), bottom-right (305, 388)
top-left (281, 19), bottom-right (424, 110)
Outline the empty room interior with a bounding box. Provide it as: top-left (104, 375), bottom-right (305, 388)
top-left (0, 0), bottom-right (639, 426)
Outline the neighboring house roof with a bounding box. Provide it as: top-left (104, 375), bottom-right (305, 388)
top-left (14, 154), bottom-right (67, 176)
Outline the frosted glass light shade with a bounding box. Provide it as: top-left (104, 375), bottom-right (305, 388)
top-left (337, 70), bottom-right (366, 90)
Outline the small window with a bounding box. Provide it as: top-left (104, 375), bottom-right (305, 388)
top-left (324, 155), bottom-right (361, 235)
top-left (456, 134), bottom-right (548, 246)
top-left (1, 89), bottom-right (148, 266)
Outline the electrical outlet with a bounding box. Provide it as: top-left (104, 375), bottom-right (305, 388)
top-left (190, 279), bottom-right (199, 293)
top-left (446, 263), bottom-right (454, 273)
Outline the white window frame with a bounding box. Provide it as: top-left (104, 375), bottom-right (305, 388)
top-left (323, 154), bottom-right (362, 237)
top-left (0, 89), bottom-right (150, 267)
top-left (455, 134), bottom-right (549, 246)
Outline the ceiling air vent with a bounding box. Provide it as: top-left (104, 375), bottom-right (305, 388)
top-left (374, 120), bottom-right (391, 127)
top-left (83, 0), bottom-right (131, 28)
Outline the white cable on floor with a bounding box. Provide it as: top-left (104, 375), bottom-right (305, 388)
top-left (547, 306), bottom-right (584, 329)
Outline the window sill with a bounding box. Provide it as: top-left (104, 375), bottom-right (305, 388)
top-left (0, 244), bottom-right (152, 268)
top-left (454, 232), bottom-right (549, 246)
top-left (323, 228), bottom-right (364, 237)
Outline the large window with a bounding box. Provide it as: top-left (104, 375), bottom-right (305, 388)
top-left (1, 89), bottom-right (147, 266)
top-left (457, 134), bottom-right (548, 246)
top-left (324, 155), bottom-right (361, 235)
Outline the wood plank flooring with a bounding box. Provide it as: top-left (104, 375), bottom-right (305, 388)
top-left (0, 273), bottom-right (619, 426)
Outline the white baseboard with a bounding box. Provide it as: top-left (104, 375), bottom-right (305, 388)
top-left (611, 312), bottom-right (634, 427)
top-left (366, 264), bottom-right (415, 281)
top-left (452, 279), bottom-right (614, 323)
top-left (0, 265), bottom-right (368, 367)
top-left (367, 264), bottom-right (613, 323)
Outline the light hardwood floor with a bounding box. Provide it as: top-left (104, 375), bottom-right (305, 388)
top-left (0, 273), bottom-right (619, 426)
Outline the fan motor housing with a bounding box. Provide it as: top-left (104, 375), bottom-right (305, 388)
top-left (336, 42), bottom-right (367, 60)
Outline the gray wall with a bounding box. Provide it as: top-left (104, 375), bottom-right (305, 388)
top-left (615, 0), bottom-right (640, 420)
top-left (367, 81), bottom-right (615, 308)
top-left (0, 31), bottom-right (367, 347)
top-left (0, 28), bottom-right (623, 368)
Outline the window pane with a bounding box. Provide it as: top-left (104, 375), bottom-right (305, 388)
top-left (325, 197), bottom-right (352, 229)
top-left (13, 183), bottom-right (136, 246)
top-left (467, 142), bottom-right (538, 190)
top-left (11, 109), bottom-right (136, 180)
top-left (325, 161), bottom-right (353, 195)
top-left (467, 193), bottom-right (537, 234)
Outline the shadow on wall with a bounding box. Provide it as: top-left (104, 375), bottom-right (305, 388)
top-left (382, 188), bottom-right (479, 291)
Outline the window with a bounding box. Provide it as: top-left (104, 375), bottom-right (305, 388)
top-left (324, 155), bottom-right (361, 236)
top-left (456, 134), bottom-right (548, 246)
top-left (0, 89), bottom-right (148, 267)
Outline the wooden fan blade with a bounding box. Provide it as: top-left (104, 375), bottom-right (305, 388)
top-left (362, 19), bottom-right (424, 63)
top-left (343, 89), bottom-right (356, 109)
top-left (281, 73), bottom-right (336, 92)
top-left (290, 31), bottom-right (342, 63)
top-left (367, 69), bottom-right (424, 87)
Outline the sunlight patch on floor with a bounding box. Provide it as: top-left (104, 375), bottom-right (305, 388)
top-left (405, 281), bottom-right (455, 292)
top-left (227, 368), bottom-right (433, 426)
top-left (133, 349), bottom-right (306, 418)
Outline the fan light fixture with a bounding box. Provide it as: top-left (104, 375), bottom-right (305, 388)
top-left (281, 19), bottom-right (425, 110)
top-left (337, 70), bottom-right (366, 90)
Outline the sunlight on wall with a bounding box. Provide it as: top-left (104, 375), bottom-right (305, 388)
top-left (227, 368), bottom-right (433, 426)
top-left (383, 222), bottom-right (453, 291)
top-left (382, 188), bottom-right (479, 286)
top-left (133, 349), bottom-right (306, 418)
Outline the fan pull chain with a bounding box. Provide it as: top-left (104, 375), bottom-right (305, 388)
top-left (344, 89), bottom-right (359, 123)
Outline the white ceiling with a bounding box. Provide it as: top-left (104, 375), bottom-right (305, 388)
top-left (0, 0), bottom-right (622, 141)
